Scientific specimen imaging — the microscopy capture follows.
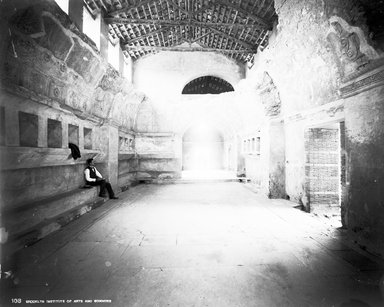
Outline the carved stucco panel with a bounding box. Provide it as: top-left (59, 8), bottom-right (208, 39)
top-left (327, 16), bottom-right (380, 79)
top-left (91, 87), bottom-right (114, 119)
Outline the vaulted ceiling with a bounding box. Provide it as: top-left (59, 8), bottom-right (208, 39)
top-left (83, 0), bottom-right (277, 63)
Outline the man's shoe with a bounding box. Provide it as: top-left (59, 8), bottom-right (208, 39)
top-left (99, 194), bottom-right (107, 198)
top-left (110, 196), bottom-right (119, 199)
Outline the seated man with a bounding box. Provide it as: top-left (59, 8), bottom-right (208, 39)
top-left (84, 158), bottom-right (118, 199)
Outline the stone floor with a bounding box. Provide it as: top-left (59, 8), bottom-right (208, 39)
top-left (181, 170), bottom-right (238, 181)
top-left (2, 182), bottom-right (384, 306)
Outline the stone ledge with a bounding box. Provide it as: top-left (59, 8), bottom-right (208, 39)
top-left (0, 146), bottom-right (102, 170)
top-left (118, 153), bottom-right (136, 160)
top-left (4, 187), bottom-right (102, 236)
top-left (2, 190), bottom-right (106, 256)
top-left (136, 171), bottom-right (180, 182)
top-left (137, 152), bottom-right (176, 159)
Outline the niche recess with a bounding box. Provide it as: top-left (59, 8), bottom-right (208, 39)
top-left (83, 127), bottom-right (92, 149)
top-left (68, 124), bottom-right (79, 146)
top-left (19, 111), bottom-right (38, 147)
top-left (47, 119), bottom-right (62, 148)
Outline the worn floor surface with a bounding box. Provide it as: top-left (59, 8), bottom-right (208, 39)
top-left (2, 182), bottom-right (384, 306)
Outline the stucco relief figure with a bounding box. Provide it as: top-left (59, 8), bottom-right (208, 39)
top-left (330, 21), bottom-right (369, 72)
top-left (67, 90), bottom-right (78, 109)
top-left (92, 87), bottom-right (113, 118)
top-left (110, 93), bottom-right (126, 127)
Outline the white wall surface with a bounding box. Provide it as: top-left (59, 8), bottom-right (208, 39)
top-left (133, 45), bottom-right (246, 101)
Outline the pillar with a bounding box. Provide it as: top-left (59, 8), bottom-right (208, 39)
top-left (99, 123), bottom-right (119, 190)
top-left (261, 119), bottom-right (286, 198)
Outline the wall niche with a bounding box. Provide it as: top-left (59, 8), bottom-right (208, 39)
top-left (19, 111), bottom-right (38, 147)
top-left (48, 119), bottom-right (62, 148)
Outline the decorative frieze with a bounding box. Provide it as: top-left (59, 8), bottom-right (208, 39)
top-left (48, 79), bottom-right (66, 103)
top-left (98, 65), bottom-right (122, 93)
top-left (340, 65), bottom-right (384, 98)
top-left (2, 1), bottom-right (147, 131)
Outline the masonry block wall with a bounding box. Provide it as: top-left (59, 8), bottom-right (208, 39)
top-left (305, 128), bottom-right (340, 213)
top-left (135, 133), bottom-right (181, 181)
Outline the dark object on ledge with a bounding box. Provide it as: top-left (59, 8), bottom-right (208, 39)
top-left (68, 143), bottom-right (81, 160)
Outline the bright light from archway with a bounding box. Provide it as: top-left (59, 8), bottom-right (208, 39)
top-left (182, 123), bottom-right (224, 171)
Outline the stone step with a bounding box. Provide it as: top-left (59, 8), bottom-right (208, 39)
top-left (2, 187), bottom-right (106, 255)
top-left (4, 187), bottom-right (101, 236)
top-left (175, 178), bottom-right (248, 184)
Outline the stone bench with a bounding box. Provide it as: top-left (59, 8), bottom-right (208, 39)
top-left (3, 186), bottom-right (105, 254)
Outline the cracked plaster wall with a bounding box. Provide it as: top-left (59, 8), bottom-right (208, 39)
top-left (344, 82), bottom-right (384, 256)
top-left (0, 0), bottom-right (158, 210)
top-left (243, 0), bottom-right (384, 256)
top-left (243, 0), bottom-right (376, 200)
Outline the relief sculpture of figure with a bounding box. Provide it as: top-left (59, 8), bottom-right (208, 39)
top-left (331, 21), bottom-right (368, 70)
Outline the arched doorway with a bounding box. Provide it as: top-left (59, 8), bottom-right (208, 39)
top-left (182, 124), bottom-right (224, 171)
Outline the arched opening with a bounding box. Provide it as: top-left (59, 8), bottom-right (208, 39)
top-left (182, 76), bottom-right (234, 95)
top-left (182, 124), bottom-right (224, 171)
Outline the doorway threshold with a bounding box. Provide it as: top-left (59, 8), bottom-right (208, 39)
top-left (180, 170), bottom-right (239, 182)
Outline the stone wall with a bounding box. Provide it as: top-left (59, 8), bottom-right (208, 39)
top-left (341, 66), bottom-right (384, 256)
top-left (0, 0), bottom-right (179, 243)
top-left (0, 92), bottom-right (107, 208)
top-left (240, 131), bottom-right (262, 186)
top-left (304, 127), bottom-right (340, 213)
top-left (243, 0), bottom-right (384, 256)
top-left (118, 131), bottom-right (137, 190)
top-left (250, 0), bottom-right (340, 114)
top-left (1, 0), bottom-right (128, 193)
top-left (135, 133), bottom-right (180, 181)
top-left (243, 0), bottom-right (381, 201)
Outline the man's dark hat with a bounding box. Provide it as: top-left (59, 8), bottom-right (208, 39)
top-left (86, 158), bottom-right (94, 164)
